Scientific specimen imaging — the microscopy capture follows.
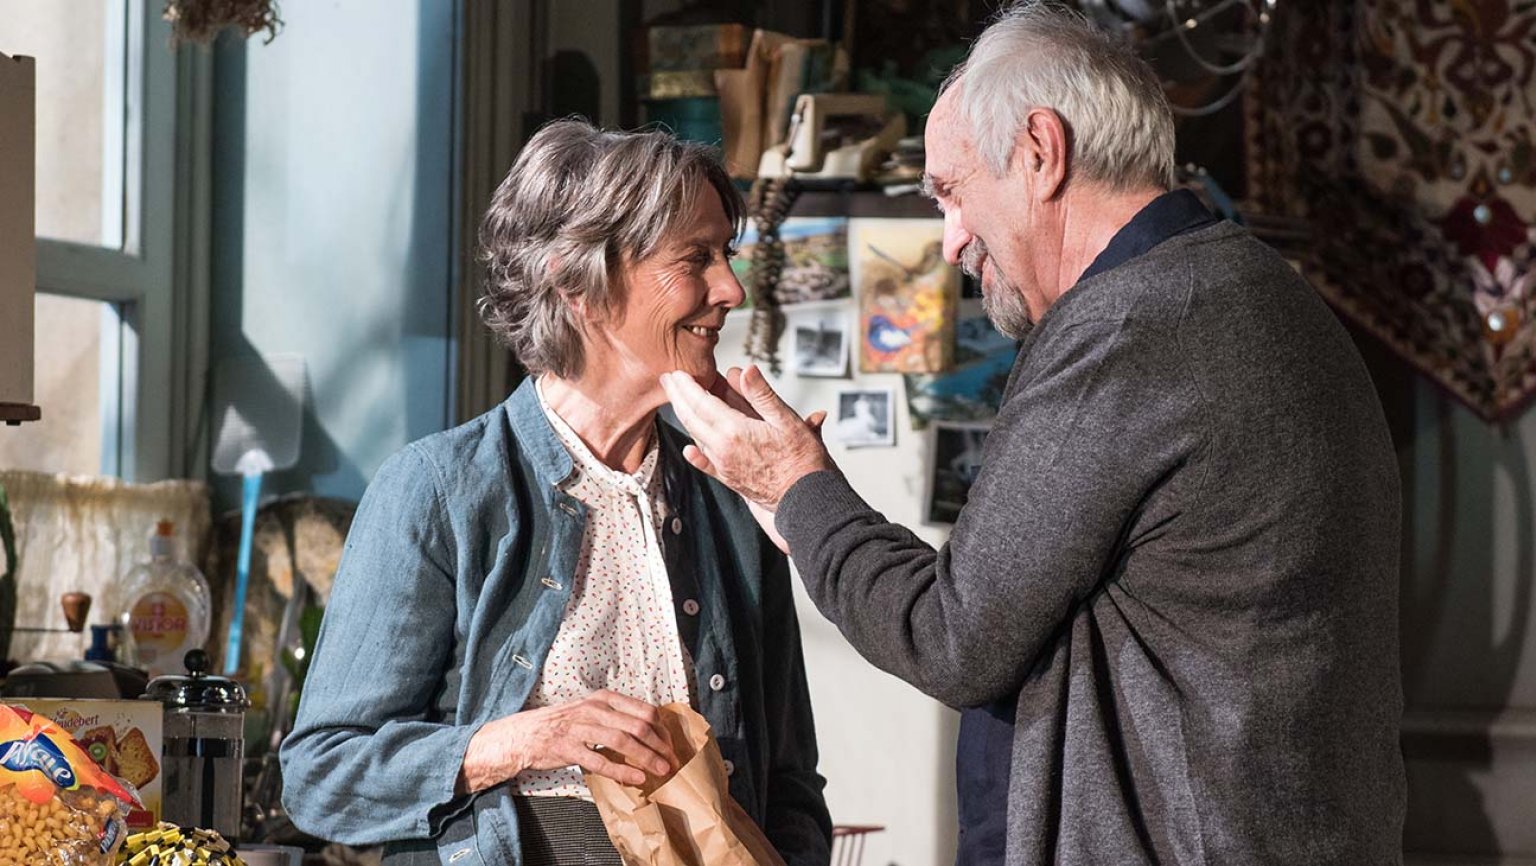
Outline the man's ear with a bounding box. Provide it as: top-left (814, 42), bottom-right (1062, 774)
top-left (1017, 107), bottom-right (1069, 201)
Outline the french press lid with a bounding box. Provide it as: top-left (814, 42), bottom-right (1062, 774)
top-left (143, 648), bottom-right (251, 712)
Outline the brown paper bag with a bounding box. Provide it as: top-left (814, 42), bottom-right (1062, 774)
top-left (585, 703), bottom-right (786, 866)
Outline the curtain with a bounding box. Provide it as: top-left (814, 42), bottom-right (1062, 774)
top-left (453, 0), bottom-right (538, 423)
top-left (0, 470), bottom-right (210, 665)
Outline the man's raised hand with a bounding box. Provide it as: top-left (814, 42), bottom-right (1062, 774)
top-left (661, 365), bottom-right (835, 511)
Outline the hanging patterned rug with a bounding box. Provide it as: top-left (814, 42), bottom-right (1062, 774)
top-left (1247, 0), bottom-right (1536, 421)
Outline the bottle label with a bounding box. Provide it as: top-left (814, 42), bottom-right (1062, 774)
top-left (129, 592), bottom-right (190, 662)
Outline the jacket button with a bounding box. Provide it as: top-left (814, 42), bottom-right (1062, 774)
top-left (708, 673), bottom-right (726, 691)
top-left (670, 517), bottom-right (683, 535)
top-left (682, 599), bottom-right (700, 616)
top-left (723, 759), bottom-right (735, 777)
top-left (449, 847), bottom-right (472, 863)
top-left (513, 654), bottom-right (534, 669)
top-left (541, 576), bottom-right (562, 590)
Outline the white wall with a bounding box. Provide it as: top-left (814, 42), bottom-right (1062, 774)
top-left (715, 306), bottom-right (961, 866)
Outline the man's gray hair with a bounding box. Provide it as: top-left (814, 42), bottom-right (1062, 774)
top-left (945, 1), bottom-right (1175, 190)
top-left (478, 118), bottom-right (743, 378)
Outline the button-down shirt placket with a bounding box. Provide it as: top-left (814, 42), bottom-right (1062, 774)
top-left (514, 384), bottom-right (696, 799)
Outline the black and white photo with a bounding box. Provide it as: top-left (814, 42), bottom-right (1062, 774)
top-left (792, 313), bottom-right (850, 378)
top-left (925, 422), bottom-right (990, 524)
top-left (832, 388), bottom-right (895, 447)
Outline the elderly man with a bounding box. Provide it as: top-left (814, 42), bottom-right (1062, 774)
top-left (662, 2), bottom-right (1405, 864)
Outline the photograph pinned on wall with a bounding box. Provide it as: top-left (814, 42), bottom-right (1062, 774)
top-left (776, 217), bottom-right (851, 305)
top-left (832, 387), bottom-right (896, 448)
top-left (729, 222), bottom-right (760, 308)
top-left (925, 422), bottom-right (992, 525)
top-left (904, 300), bottom-right (1020, 429)
top-left (729, 217), bottom-right (851, 309)
top-left (851, 218), bottom-right (958, 374)
top-left (790, 310), bottom-right (850, 378)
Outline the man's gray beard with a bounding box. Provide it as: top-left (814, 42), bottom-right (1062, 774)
top-left (983, 285), bottom-right (1032, 340)
top-left (962, 240), bottom-right (1032, 340)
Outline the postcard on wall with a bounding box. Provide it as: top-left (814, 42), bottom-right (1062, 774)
top-left (850, 218), bottom-right (958, 374)
top-left (832, 387), bottom-right (896, 447)
top-left (790, 308), bottom-right (850, 378)
top-left (731, 217), bottom-right (851, 309)
top-left (730, 221), bottom-right (760, 308)
top-left (776, 217), bottom-right (850, 305)
top-left (924, 422), bottom-right (992, 525)
top-left (904, 301), bottom-right (1019, 428)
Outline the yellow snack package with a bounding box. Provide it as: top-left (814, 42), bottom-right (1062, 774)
top-left (0, 703), bottom-right (140, 866)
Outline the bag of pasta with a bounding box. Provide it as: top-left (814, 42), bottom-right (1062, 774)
top-left (0, 703), bottom-right (139, 866)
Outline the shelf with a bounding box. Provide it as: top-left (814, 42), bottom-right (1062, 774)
top-left (736, 178), bottom-right (937, 219)
top-left (0, 403), bottom-right (40, 425)
top-left (790, 187), bottom-right (939, 219)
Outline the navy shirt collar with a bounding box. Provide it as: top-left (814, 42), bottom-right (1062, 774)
top-left (1077, 188), bottom-right (1219, 285)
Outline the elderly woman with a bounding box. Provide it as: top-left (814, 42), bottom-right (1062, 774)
top-left (280, 120), bottom-right (832, 866)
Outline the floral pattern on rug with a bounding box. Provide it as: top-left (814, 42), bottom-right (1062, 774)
top-left (1247, 0), bottom-right (1536, 420)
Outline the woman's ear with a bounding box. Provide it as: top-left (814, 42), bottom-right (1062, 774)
top-left (586, 254), bottom-right (630, 328)
top-left (569, 295), bottom-right (608, 339)
top-left (567, 294), bottom-right (609, 362)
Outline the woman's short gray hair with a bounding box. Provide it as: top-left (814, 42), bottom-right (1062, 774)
top-left (946, 1), bottom-right (1175, 190)
top-left (478, 118), bottom-right (743, 378)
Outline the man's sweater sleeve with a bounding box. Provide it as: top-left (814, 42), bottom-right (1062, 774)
top-left (776, 319), bottom-right (1203, 708)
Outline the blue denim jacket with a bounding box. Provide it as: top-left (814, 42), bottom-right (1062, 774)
top-left (280, 379), bottom-right (831, 865)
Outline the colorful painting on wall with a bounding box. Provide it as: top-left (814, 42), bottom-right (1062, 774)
top-left (851, 218), bottom-right (958, 374)
top-left (904, 301), bottom-right (1018, 428)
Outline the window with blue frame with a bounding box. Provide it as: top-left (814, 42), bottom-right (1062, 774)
top-left (0, 0), bottom-right (186, 480)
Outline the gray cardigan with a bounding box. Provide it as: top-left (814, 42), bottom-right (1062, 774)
top-left (779, 221), bottom-right (1405, 864)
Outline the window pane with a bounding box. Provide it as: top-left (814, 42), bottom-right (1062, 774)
top-left (0, 0), bottom-right (120, 247)
top-left (0, 293), bottom-right (109, 476)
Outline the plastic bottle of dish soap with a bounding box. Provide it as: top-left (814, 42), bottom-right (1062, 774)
top-left (114, 520), bottom-right (212, 678)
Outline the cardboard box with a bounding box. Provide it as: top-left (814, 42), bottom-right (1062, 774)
top-left (7, 698), bottom-right (164, 829)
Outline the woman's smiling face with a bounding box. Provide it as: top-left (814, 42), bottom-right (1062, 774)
top-left (587, 186), bottom-right (744, 392)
